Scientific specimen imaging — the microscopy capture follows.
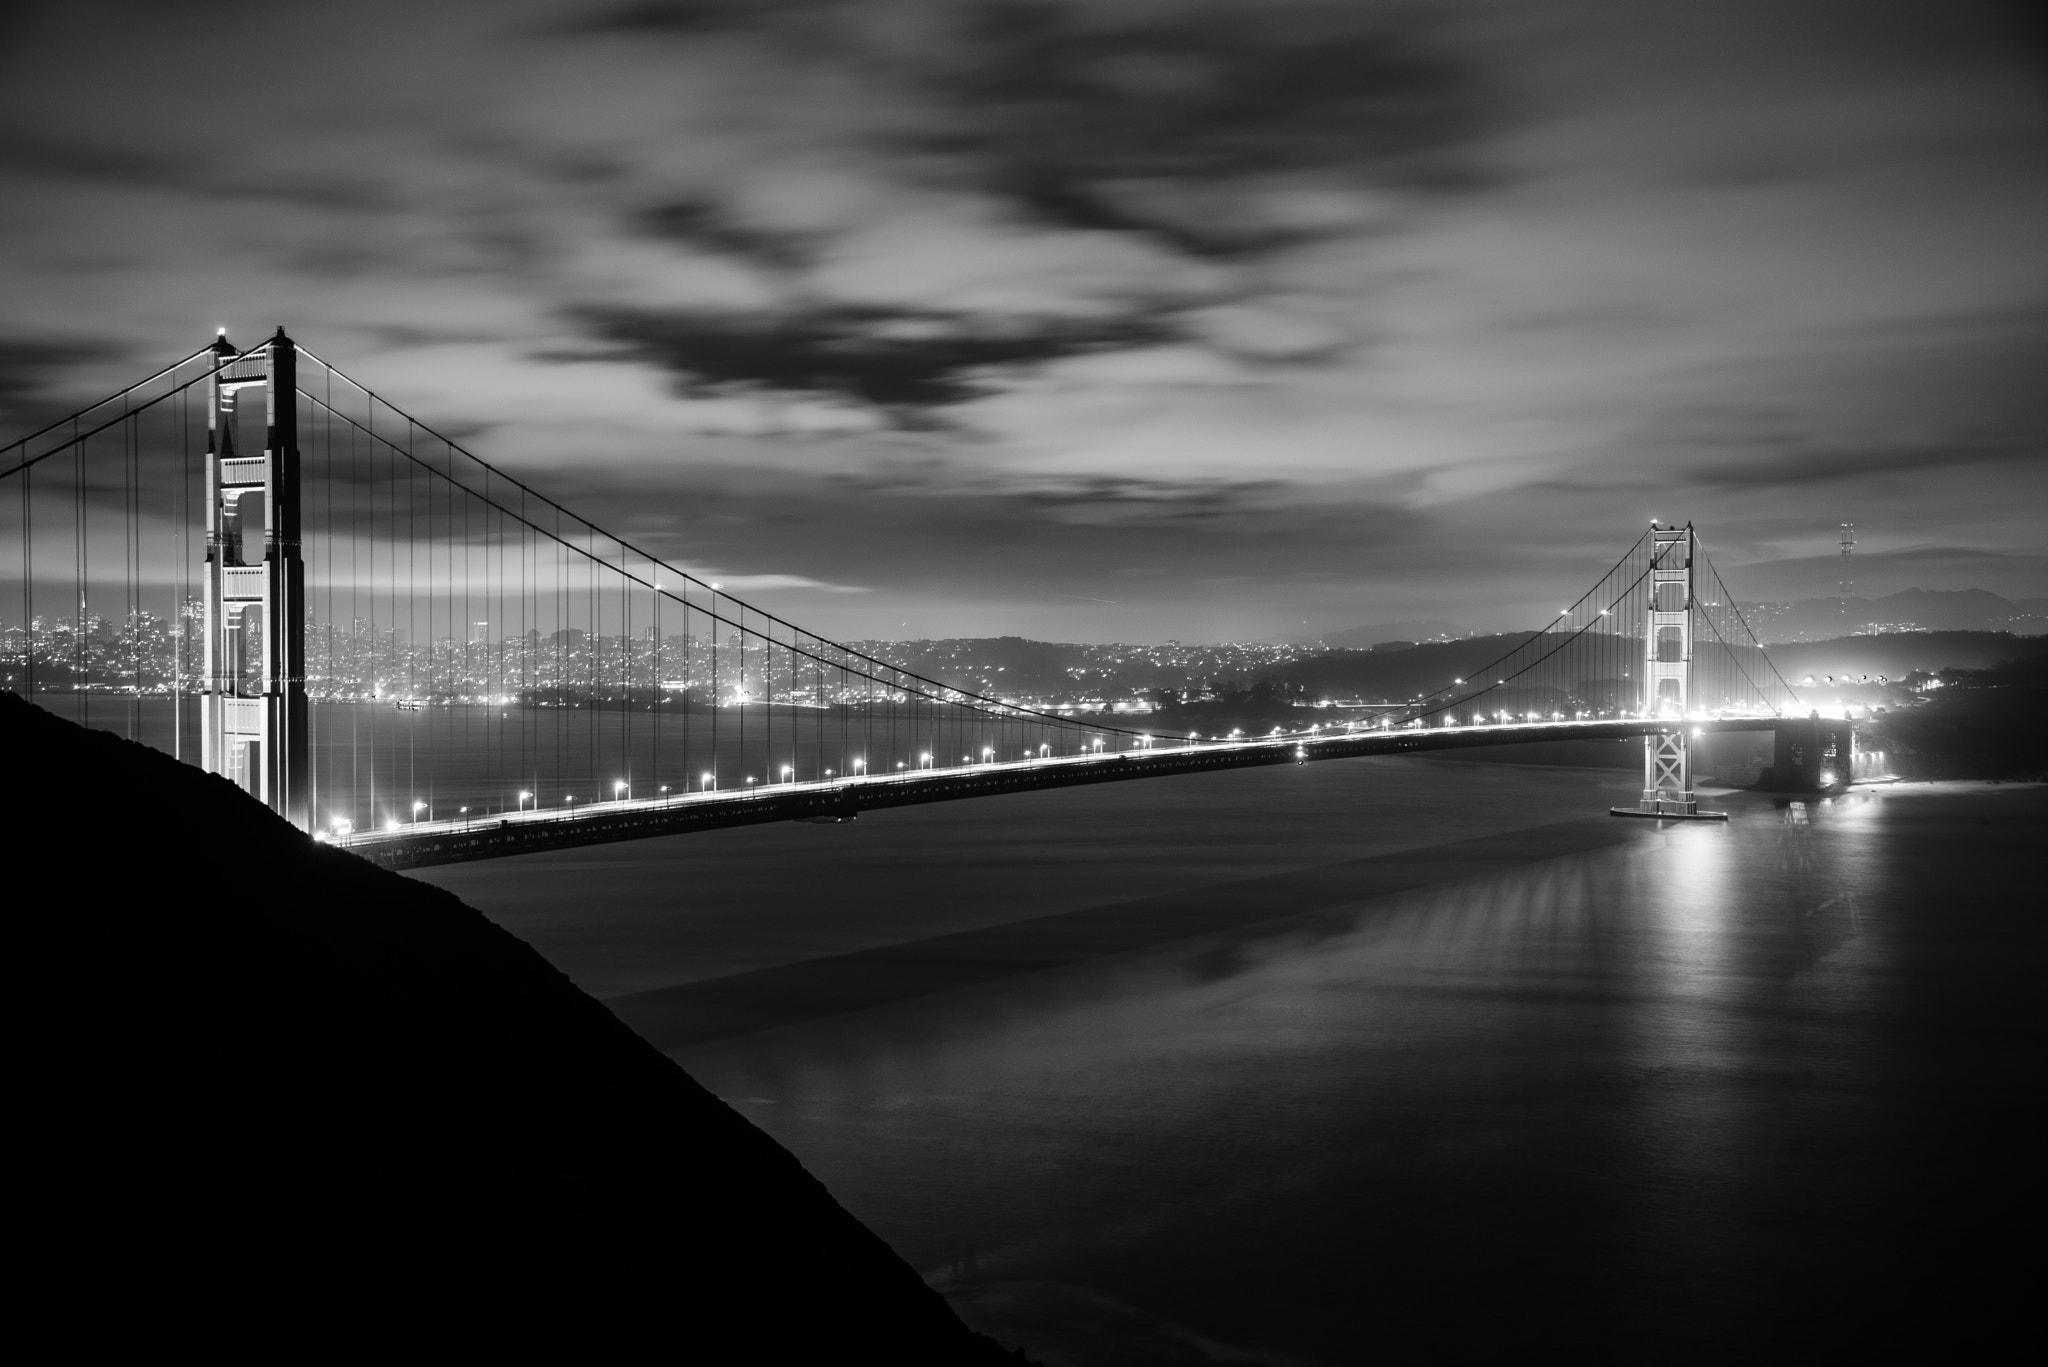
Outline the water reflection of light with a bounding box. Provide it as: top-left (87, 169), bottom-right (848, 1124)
top-left (1625, 819), bottom-right (1740, 1248)
top-left (1653, 820), bottom-right (1732, 949)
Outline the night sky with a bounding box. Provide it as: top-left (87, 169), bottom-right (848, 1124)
top-left (4, 0), bottom-right (2044, 641)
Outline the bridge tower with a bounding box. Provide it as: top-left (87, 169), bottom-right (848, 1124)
top-left (1635, 522), bottom-right (1699, 816)
top-left (199, 328), bottom-right (309, 831)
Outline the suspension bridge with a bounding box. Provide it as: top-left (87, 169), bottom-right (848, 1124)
top-left (2, 329), bottom-right (1833, 870)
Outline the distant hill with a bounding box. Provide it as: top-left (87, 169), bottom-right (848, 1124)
top-left (1743, 588), bottom-right (2045, 642)
top-left (1764, 631), bottom-right (2048, 681)
top-left (1156, 631), bottom-right (2048, 715)
top-left (1258, 634), bottom-right (1545, 705)
top-left (3, 694), bottom-right (1020, 1364)
top-left (1304, 620), bottom-right (1472, 649)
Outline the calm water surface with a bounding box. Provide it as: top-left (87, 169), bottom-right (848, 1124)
top-left (418, 757), bottom-right (2040, 1365)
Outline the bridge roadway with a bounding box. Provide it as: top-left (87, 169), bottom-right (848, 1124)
top-left (336, 715), bottom-right (1783, 871)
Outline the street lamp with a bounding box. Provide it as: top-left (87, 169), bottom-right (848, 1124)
top-left (412, 799), bottom-right (428, 824)
top-left (659, 784), bottom-right (670, 804)
top-left (781, 764), bottom-right (793, 784)
top-left (518, 790), bottom-right (533, 812)
top-left (702, 772), bottom-right (716, 791)
top-left (615, 779), bottom-right (629, 802)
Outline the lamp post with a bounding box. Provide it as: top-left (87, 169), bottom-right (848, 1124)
top-left (614, 779), bottom-right (629, 804)
top-left (412, 799), bottom-right (428, 824)
top-left (518, 790), bottom-right (533, 813)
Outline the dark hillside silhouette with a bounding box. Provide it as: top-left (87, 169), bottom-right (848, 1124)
top-left (2, 693), bottom-right (1022, 1363)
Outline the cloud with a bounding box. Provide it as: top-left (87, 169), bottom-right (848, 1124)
top-left (912, 0), bottom-right (1491, 257)
top-left (3, 0), bottom-right (2045, 640)
top-left (691, 571), bottom-right (869, 593)
top-left (0, 338), bottom-right (121, 433)
top-left (1686, 437), bottom-right (2041, 491)
top-left (632, 198), bottom-right (816, 272)
top-left (565, 302), bottom-right (1181, 425)
top-left (562, 0), bottom-right (812, 37)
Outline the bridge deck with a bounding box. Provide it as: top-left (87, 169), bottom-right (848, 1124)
top-left (338, 717), bottom-right (1781, 870)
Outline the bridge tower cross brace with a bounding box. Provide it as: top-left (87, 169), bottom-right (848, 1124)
top-left (198, 328), bottom-right (309, 831)
top-left (1638, 522), bottom-right (1697, 816)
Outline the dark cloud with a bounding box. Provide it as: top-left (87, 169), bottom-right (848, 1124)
top-left (0, 339), bottom-right (120, 435)
top-left (559, 0), bottom-right (784, 36)
top-left (633, 199), bottom-right (814, 271)
top-left (565, 304), bottom-right (1180, 425)
top-left (1685, 437), bottom-right (2041, 491)
top-left (916, 0), bottom-right (1491, 255)
top-left (0, 132), bottom-right (391, 211)
top-left (1011, 475), bottom-right (1291, 525)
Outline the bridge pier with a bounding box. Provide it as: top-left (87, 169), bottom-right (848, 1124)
top-left (1754, 717), bottom-right (1854, 793)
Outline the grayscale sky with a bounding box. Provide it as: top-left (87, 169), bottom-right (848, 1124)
top-left (3, 0), bottom-right (2044, 640)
